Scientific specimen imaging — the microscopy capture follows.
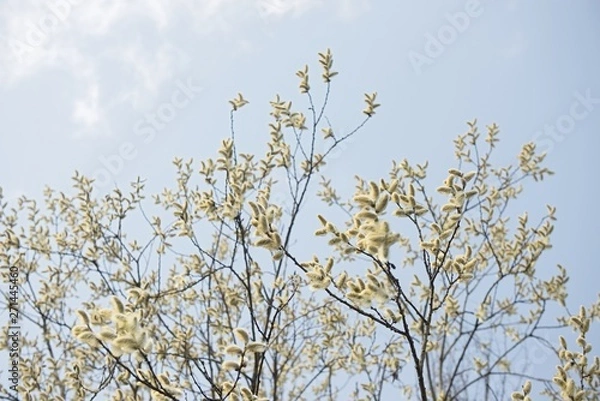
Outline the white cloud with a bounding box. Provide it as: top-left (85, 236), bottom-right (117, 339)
top-left (72, 1), bottom-right (130, 36)
top-left (0, 1), bottom-right (178, 82)
top-left (110, 41), bottom-right (187, 111)
top-left (0, 0), bottom-right (364, 137)
top-left (73, 81), bottom-right (101, 128)
top-left (146, 0), bottom-right (171, 31)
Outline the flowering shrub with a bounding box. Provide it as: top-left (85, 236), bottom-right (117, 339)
top-left (0, 50), bottom-right (598, 401)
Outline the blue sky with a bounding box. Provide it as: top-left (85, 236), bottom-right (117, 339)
top-left (1, 0), bottom-right (599, 391)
